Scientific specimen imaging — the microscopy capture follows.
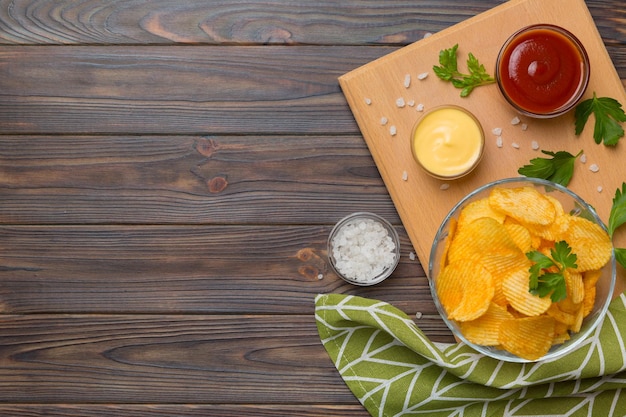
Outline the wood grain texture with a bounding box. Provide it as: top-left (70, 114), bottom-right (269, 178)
top-left (0, 0), bottom-right (507, 45)
top-left (0, 405), bottom-right (369, 417)
top-left (0, 225), bottom-right (436, 315)
top-left (0, 0), bottom-right (622, 47)
top-left (0, 314), bottom-right (452, 404)
top-left (0, 45), bottom-right (623, 135)
top-left (0, 0), bottom-right (624, 414)
top-left (0, 46), bottom-right (392, 135)
top-left (0, 135), bottom-right (399, 225)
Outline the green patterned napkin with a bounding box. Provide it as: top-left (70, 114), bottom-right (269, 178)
top-left (315, 292), bottom-right (626, 417)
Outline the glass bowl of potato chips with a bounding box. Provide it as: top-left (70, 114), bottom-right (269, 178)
top-left (429, 177), bottom-right (616, 362)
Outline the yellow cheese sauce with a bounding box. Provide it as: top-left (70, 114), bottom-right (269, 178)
top-left (411, 106), bottom-right (484, 179)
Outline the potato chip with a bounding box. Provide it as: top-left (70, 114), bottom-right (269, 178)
top-left (457, 198), bottom-right (506, 234)
top-left (571, 302), bottom-right (584, 333)
top-left (546, 303), bottom-right (576, 325)
top-left (564, 216), bottom-right (612, 272)
top-left (498, 316), bottom-right (556, 361)
top-left (557, 293), bottom-right (581, 314)
top-left (502, 264), bottom-right (552, 316)
top-left (437, 260), bottom-right (494, 322)
top-left (583, 269), bottom-right (602, 288)
top-left (582, 285), bottom-right (596, 317)
top-left (488, 186), bottom-right (556, 226)
top-left (564, 269), bottom-right (584, 304)
top-left (503, 222), bottom-right (533, 253)
top-left (448, 217), bottom-right (522, 266)
top-left (439, 217), bottom-right (457, 270)
top-left (458, 303), bottom-right (513, 346)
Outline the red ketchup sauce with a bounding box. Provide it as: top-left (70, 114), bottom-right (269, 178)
top-left (497, 25), bottom-right (589, 117)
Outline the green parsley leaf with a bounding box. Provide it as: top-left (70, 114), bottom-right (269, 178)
top-left (433, 44), bottom-right (495, 97)
top-left (527, 241), bottom-right (577, 302)
top-left (574, 92), bottom-right (626, 146)
top-left (614, 248), bottom-right (626, 270)
top-left (608, 183), bottom-right (626, 238)
top-left (517, 150), bottom-right (582, 187)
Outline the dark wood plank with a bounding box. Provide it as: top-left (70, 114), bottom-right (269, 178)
top-left (0, 0), bottom-right (622, 48)
top-left (0, 45), bottom-right (394, 135)
top-left (0, 314), bottom-right (453, 404)
top-left (0, 225), bottom-right (444, 317)
top-left (0, 44), bottom-right (623, 135)
top-left (0, 135), bottom-right (399, 225)
top-left (0, 405), bottom-right (369, 417)
top-left (0, 0), bottom-right (505, 45)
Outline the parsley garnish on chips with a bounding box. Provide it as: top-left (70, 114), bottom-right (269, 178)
top-left (527, 241), bottom-right (577, 302)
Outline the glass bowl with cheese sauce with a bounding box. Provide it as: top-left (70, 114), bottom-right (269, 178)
top-left (410, 105), bottom-right (484, 180)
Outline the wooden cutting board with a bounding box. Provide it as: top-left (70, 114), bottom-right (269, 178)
top-left (339, 0), bottom-right (626, 294)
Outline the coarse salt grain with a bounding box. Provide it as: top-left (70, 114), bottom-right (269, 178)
top-left (407, 99), bottom-right (415, 107)
top-left (317, 273), bottom-right (324, 280)
top-left (402, 170), bottom-right (408, 181)
top-left (440, 183), bottom-right (450, 190)
top-left (423, 32), bottom-right (433, 39)
top-left (415, 312), bottom-right (423, 319)
top-left (417, 72), bottom-right (429, 80)
top-left (390, 125), bottom-right (397, 136)
top-left (521, 123), bottom-right (528, 131)
top-left (531, 140), bottom-right (539, 150)
top-left (365, 98), bottom-right (372, 105)
top-left (396, 97), bottom-right (406, 108)
top-left (409, 252), bottom-right (416, 261)
top-left (404, 74), bottom-right (411, 88)
top-left (496, 137), bottom-right (503, 148)
top-left (416, 103), bottom-right (425, 112)
top-left (492, 127), bottom-right (502, 136)
top-left (330, 217), bottom-right (397, 283)
top-left (512, 142), bottom-right (520, 149)
top-left (580, 154), bottom-right (587, 164)
top-left (589, 164), bottom-right (600, 173)
top-left (511, 116), bottom-right (521, 125)
top-left (380, 117), bottom-right (388, 126)
top-left (597, 186), bottom-right (603, 193)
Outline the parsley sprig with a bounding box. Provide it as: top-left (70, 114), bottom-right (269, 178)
top-left (608, 183), bottom-right (626, 269)
top-left (527, 241), bottom-right (577, 302)
top-left (433, 44), bottom-right (495, 97)
top-left (517, 150), bottom-right (582, 187)
top-left (575, 92), bottom-right (626, 146)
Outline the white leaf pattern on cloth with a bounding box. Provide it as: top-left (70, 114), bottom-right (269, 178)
top-left (315, 293), bottom-right (626, 416)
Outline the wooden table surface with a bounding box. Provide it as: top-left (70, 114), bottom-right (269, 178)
top-left (0, 1), bottom-right (624, 415)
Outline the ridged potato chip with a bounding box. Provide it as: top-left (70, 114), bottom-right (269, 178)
top-left (488, 186), bottom-right (556, 226)
top-left (459, 303), bottom-right (513, 346)
top-left (503, 222), bottom-right (533, 253)
top-left (502, 264), bottom-right (552, 316)
top-left (437, 260), bottom-right (494, 322)
top-left (498, 316), bottom-right (556, 361)
top-left (435, 186), bottom-right (612, 361)
top-left (564, 270), bottom-right (584, 304)
top-left (448, 217), bottom-right (521, 265)
top-left (457, 198), bottom-right (506, 234)
top-left (564, 216), bottom-right (613, 272)
top-left (546, 303), bottom-right (576, 326)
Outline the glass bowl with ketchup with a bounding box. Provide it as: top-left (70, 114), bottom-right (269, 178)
top-left (496, 24), bottom-right (590, 118)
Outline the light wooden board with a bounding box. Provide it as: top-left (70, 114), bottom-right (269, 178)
top-left (339, 0), bottom-right (626, 294)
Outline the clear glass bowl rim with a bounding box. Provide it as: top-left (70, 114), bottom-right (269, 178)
top-left (495, 23), bottom-right (591, 119)
top-left (327, 211), bottom-right (401, 286)
top-left (428, 177), bottom-right (616, 362)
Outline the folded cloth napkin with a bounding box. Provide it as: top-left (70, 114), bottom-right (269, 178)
top-left (315, 292), bottom-right (626, 417)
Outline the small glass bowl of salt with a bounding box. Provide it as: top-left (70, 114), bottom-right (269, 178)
top-left (327, 212), bottom-right (400, 286)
